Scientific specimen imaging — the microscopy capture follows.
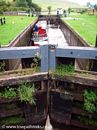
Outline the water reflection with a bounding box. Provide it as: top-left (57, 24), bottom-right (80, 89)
top-left (45, 115), bottom-right (53, 130)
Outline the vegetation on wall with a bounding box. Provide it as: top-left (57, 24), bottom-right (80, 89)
top-left (0, 87), bottom-right (17, 99)
top-left (77, 115), bottom-right (97, 127)
top-left (84, 89), bottom-right (97, 113)
top-left (18, 83), bottom-right (36, 105)
top-left (0, 82), bottom-right (36, 105)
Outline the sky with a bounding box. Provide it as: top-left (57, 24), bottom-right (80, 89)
top-left (69, 0), bottom-right (97, 5)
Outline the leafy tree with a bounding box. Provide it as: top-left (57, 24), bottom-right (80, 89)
top-left (15, 0), bottom-right (41, 12)
top-left (68, 8), bottom-right (71, 14)
top-left (0, 0), bottom-right (6, 6)
top-left (31, 3), bottom-right (41, 12)
top-left (26, 0), bottom-right (32, 8)
top-left (0, 0), bottom-right (11, 7)
top-left (0, 0), bottom-right (41, 14)
top-left (47, 6), bottom-right (51, 14)
top-left (16, 0), bottom-right (28, 7)
top-left (0, 0), bottom-right (11, 14)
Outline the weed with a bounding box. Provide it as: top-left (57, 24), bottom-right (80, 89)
top-left (78, 116), bottom-right (97, 126)
top-left (0, 83), bottom-right (36, 105)
top-left (31, 52), bottom-right (41, 67)
top-left (53, 64), bottom-right (74, 76)
top-left (0, 61), bottom-right (5, 72)
top-left (0, 87), bottom-right (17, 99)
top-left (18, 83), bottom-right (36, 105)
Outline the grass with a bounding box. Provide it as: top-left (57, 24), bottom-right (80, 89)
top-left (0, 16), bottom-right (37, 45)
top-left (64, 13), bottom-right (97, 46)
top-left (52, 64), bottom-right (74, 77)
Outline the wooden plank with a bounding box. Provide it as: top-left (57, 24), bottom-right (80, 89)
top-left (50, 111), bottom-right (71, 124)
top-left (73, 93), bottom-right (83, 101)
top-left (0, 98), bottom-right (18, 104)
top-left (0, 108), bottom-right (23, 118)
top-left (51, 89), bottom-right (83, 101)
top-left (52, 73), bottom-right (97, 87)
top-left (72, 107), bottom-right (97, 119)
top-left (0, 73), bottom-right (48, 87)
top-left (56, 46), bottom-right (97, 59)
top-left (0, 68), bottom-right (37, 76)
top-left (0, 46), bottom-right (40, 59)
top-left (71, 120), bottom-right (97, 130)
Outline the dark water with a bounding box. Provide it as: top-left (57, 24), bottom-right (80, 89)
top-left (32, 127), bottom-right (84, 130)
top-left (53, 126), bottom-right (85, 130)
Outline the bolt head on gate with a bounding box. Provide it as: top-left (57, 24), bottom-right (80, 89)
top-left (49, 44), bottom-right (57, 52)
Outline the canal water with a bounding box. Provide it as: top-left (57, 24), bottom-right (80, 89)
top-left (44, 115), bottom-right (84, 130)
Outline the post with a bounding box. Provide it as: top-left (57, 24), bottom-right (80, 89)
top-left (49, 45), bottom-right (56, 71)
top-left (91, 35), bottom-right (97, 71)
top-left (41, 45), bottom-right (49, 72)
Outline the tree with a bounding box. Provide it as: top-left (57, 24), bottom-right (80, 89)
top-left (47, 6), bottom-right (51, 14)
top-left (26, 0), bottom-right (32, 8)
top-left (0, 0), bottom-right (11, 14)
top-left (68, 8), bottom-right (71, 14)
top-left (31, 3), bottom-right (41, 12)
top-left (15, 0), bottom-right (41, 12)
top-left (16, 0), bottom-right (28, 7)
top-left (0, 0), bottom-right (7, 6)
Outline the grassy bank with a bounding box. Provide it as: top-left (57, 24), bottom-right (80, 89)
top-left (64, 13), bottom-right (97, 46)
top-left (0, 16), bottom-right (37, 45)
